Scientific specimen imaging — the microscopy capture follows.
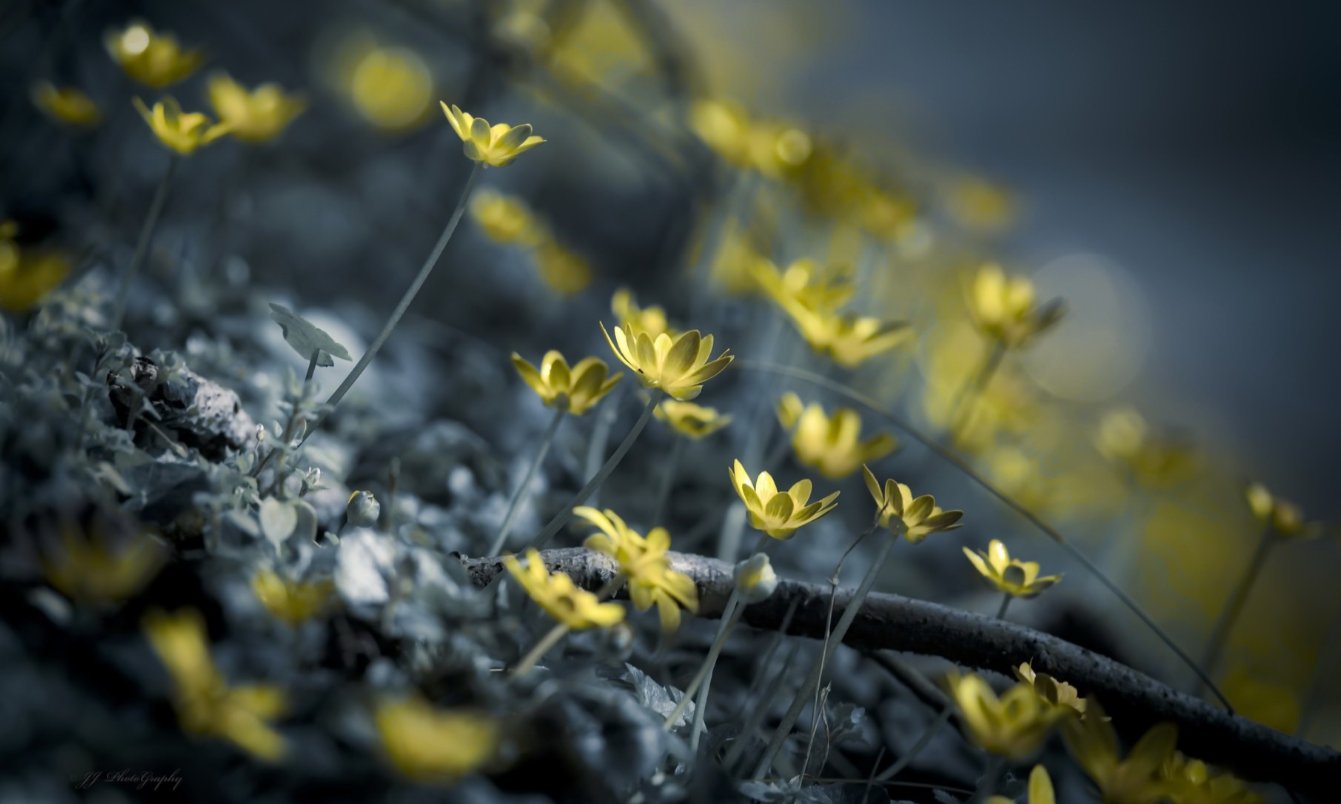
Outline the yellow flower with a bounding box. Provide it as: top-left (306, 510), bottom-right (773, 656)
top-left (963, 540), bottom-right (1061, 599)
top-left (1095, 408), bottom-right (1197, 489)
top-left (470, 189), bottom-right (543, 246)
top-left (0, 226), bottom-right (71, 312)
top-left (689, 99), bottom-right (812, 177)
top-left (105, 20), bottom-right (203, 88)
top-left (441, 102), bottom-right (545, 167)
top-left (987, 765), bottom-right (1055, 804)
top-left (534, 242), bottom-right (593, 295)
top-left (251, 569), bottom-right (334, 626)
top-left (511, 350), bottom-right (621, 415)
top-left (504, 548), bottom-right (625, 630)
top-left (374, 696), bottom-right (500, 783)
top-left (655, 400), bottom-right (732, 439)
top-left (751, 256), bottom-right (854, 315)
top-left (861, 466), bottom-right (963, 543)
top-left (1015, 663), bottom-right (1087, 716)
top-left (612, 287), bottom-right (673, 338)
top-left (143, 609), bottom-right (287, 761)
top-left (600, 322), bottom-right (733, 401)
top-left (206, 73), bottom-right (305, 143)
top-left (777, 392), bottom-right (896, 479)
top-left (31, 82), bottom-right (101, 126)
top-left (574, 507), bottom-right (699, 632)
top-left (1244, 482), bottom-right (1316, 538)
top-left (343, 42), bottom-right (434, 131)
top-left (781, 302), bottom-right (911, 369)
top-left (1161, 752), bottom-right (1262, 804)
top-left (946, 672), bottom-right (1064, 761)
top-left (1063, 701), bottom-right (1178, 803)
top-left (967, 263), bottom-right (1064, 349)
top-left (133, 97), bottom-right (230, 155)
top-left (729, 459), bottom-right (839, 540)
top-left (42, 524), bottom-right (164, 605)
top-left (947, 176), bottom-right (1015, 234)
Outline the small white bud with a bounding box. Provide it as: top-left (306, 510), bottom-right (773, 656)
top-left (734, 553), bottom-right (778, 604)
top-left (346, 489), bottom-right (381, 528)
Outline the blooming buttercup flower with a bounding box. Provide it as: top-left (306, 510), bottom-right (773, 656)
top-left (862, 466), bottom-right (963, 543)
top-left (751, 256), bottom-right (854, 315)
top-left (511, 350), bottom-right (621, 415)
top-left (42, 522), bottom-right (164, 605)
top-left (963, 540), bottom-right (1061, 599)
top-left (986, 765), bottom-right (1055, 804)
top-left (207, 73), bottom-right (305, 143)
top-left (655, 400), bottom-right (732, 439)
top-left (105, 20), bottom-right (203, 88)
top-left (730, 459), bottom-right (839, 540)
top-left (734, 553), bottom-right (779, 604)
top-left (504, 548), bottom-right (624, 630)
top-left (947, 672), bottom-right (1065, 761)
top-left (31, 82), bottom-right (101, 126)
top-left (612, 287), bottom-right (673, 338)
top-left (777, 392), bottom-right (896, 479)
top-left (0, 224), bottom-right (71, 312)
top-left (441, 102), bottom-right (544, 167)
top-left (251, 569), bottom-right (334, 626)
top-left (600, 322), bottom-right (733, 401)
top-left (1063, 700), bottom-right (1178, 803)
top-left (374, 696), bottom-right (500, 783)
top-left (134, 97), bottom-right (230, 155)
top-left (574, 507), bottom-right (698, 632)
top-left (967, 262), bottom-right (1064, 349)
top-left (143, 609), bottom-right (287, 761)
top-left (1015, 662), bottom-right (1087, 716)
top-left (1244, 482), bottom-right (1316, 538)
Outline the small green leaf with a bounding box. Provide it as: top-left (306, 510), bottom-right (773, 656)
top-left (268, 303), bottom-right (352, 367)
top-left (259, 497), bottom-right (298, 546)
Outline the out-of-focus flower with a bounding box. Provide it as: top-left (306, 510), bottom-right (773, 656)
top-left (947, 672), bottom-right (1064, 760)
top-left (534, 242), bottom-right (592, 295)
top-left (31, 82), bottom-right (101, 126)
top-left (374, 695), bottom-right (500, 783)
top-left (612, 288), bottom-right (673, 338)
top-left (1244, 483), bottom-right (1317, 538)
top-left (143, 609), bottom-right (287, 761)
top-left (346, 489), bottom-right (380, 528)
top-left (729, 459), bottom-right (838, 540)
top-left (655, 400), bottom-right (732, 439)
top-left (0, 224), bottom-right (71, 312)
top-left (133, 97), bottom-right (230, 155)
top-left (967, 263), bottom-right (1064, 349)
top-left (689, 99), bottom-right (812, 177)
top-left (947, 176), bottom-right (1015, 234)
top-left (42, 522), bottom-right (164, 605)
top-left (1063, 700), bottom-right (1178, 803)
top-left (709, 227), bottom-right (768, 296)
top-left (470, 189), bottom-right (543, 246)
top-left (751, 256), bottom-right (853, 316)
top-left (342, 41), bottom-right (433, 131)
top-left (207, 73), bottom-right (305, 143)
top-left (862, 466), bottom-right (962, 543)
top-left (779, 302), bottom-right (911, 369)
top-left (1015, 663), bottom-right (1087, 716)
top-left (734, 553), bottom-right (778, 603)
top-left (963, 540), bottom-right (1060, 599)
top-left (441, 102), bottom-right (544, 168)
top-left (600, 322), bottom-right (732, 401)
top-left (504, 548), bottom-right (624, 630)
top-left (1161, 752), bottom-right (1262, 804)
top-left (511, 350), bottom-right (621, 415)
top-left (987, 765), bottom-right (1055, 804)
top-left (105, 20), bottom-right (203, 88)
top-left (574, 507), bottom-right (698, 632)
top-left (251, 569), bottom-right (334, 626)
top-left (1095, 408), bottom-right (1196, 489)
top-left (777, 392), bottom-right (896, 479)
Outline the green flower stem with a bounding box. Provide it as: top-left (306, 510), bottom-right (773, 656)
top-left (663, 588), bottom-right (743, 735)
top-left (722, 605), bottom-right (801, 772)
top-left (251, 349), bottom-right (323, 481)
top-left (312, 161), bottom-right (481, 437)
top-left (995, 592), bottom-right (1013, 621)
top-left (945, 340), bottom-right (1006, 440)
top-left (530, 393), bottom-right (660, 551)
top-left (753, 533), bottom-right (897, 779)
top-left (974, 754), bottom-right (1006, 803)
top-left (1198, 526), bottom-right (1276, 691)
top-left (111, 153), bottom-right (178, 332)
top-left (652, 434), bottom-right (686, 527)
top-left (510, 621), bottom-right (570, 677)
top-left (487, 406), bottom-right (567, 557)
top-left (583, 385), bottom-right (623, 508)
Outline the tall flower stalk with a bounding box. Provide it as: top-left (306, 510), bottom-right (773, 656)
top-left (111, 153), bottom-right (176, 331)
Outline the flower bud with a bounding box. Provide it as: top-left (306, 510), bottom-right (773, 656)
top-left (346, 490), bottom-right (381, 528)
top-left (733, 553), bottom-right (778, 604)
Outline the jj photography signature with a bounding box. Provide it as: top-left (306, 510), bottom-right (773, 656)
top-left (74, 768), bottom-right (183, 792)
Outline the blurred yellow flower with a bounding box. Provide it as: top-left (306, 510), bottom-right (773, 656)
top-left (612, 287), bottom-right (673, 338)
top-left (1244, 482), bottom-right (1316, 539)
top-left (1015, 662), bottom-right (1087, 716)
top-left (781, 303), bottom-right (911, 369)
top-left (963, 540), bottom-right (1061, 599)
top-left (105, 20), bottom-right (203, 88)
top-left (143, 609), bottom-right (287, 761)
top-left (534, 242), bottom-right (592, 295)
top-left (729, 459), bottom-right (839, 540)
top-left (751, 256), bottom-right (853, 315)
top-left (31, 82), bottom-right (101, 126)
top-left (689, 99), bottom-right (812, 177)
top-left (441, 102), bottom-right (544, 168)
top-left (967, 263), bottom-right (1064, 349)
top-left (1062, 700), bottom-right (1177, 803)
top-left (251, 569), bottom-right (334, 626)
top-left (1161, 752), bottom-right (1262, 804)
top-left (0, 225), bottom-right (71, 312)
top-left (655, 400), bottom-right (732, 440)
top-left (374, 695), bottom-right (500, 783)
top-left (777, 392), bottom-right (896, 479)
top-left (947, 177), bottom-right (1015, 234)
top-left (133, 97), bottom-right (230, 155)
top-left (504, 548), bottom-right (624, 629)
top-left (1095, 408), bottom-right (1196, 489)
top-left (207, 73), bottom-right (305, 143)
top-left (470, 189), bottom-right (543, 246)
top-left (42, 524), bottom-right (164, 605)
top-left (574, 507), bottom-right (698, 632)
top-left (344, 42), bottom-right (433, 131)
top-left (511, 350), bottom-right (621, 416)
top-left (987, 765), bottom-right (1055, 804)
top-left (600, 322), bottom-right (732, 401)
top-left (947, 672), bottom-right (1064, 760)
top-left (862, 466), bottom-right (962, 543)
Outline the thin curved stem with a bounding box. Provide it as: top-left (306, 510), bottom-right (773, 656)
top-left (735, 359), bottom-right (1234, 713)
top-left (111, 153), bottom-right (178, 331)
top-left (662, 590), bottom-right (742, 738)
top-left (652, 435), bottom-right (685, 527)
top-left (945, 340), bottom-right (1005, 441)
top-left (510, 621), bottom-right (569, 677)
top-left (487, 406), bottom-right (566, 557)
top-left (1198, 527), bottom-right (1276, 692)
